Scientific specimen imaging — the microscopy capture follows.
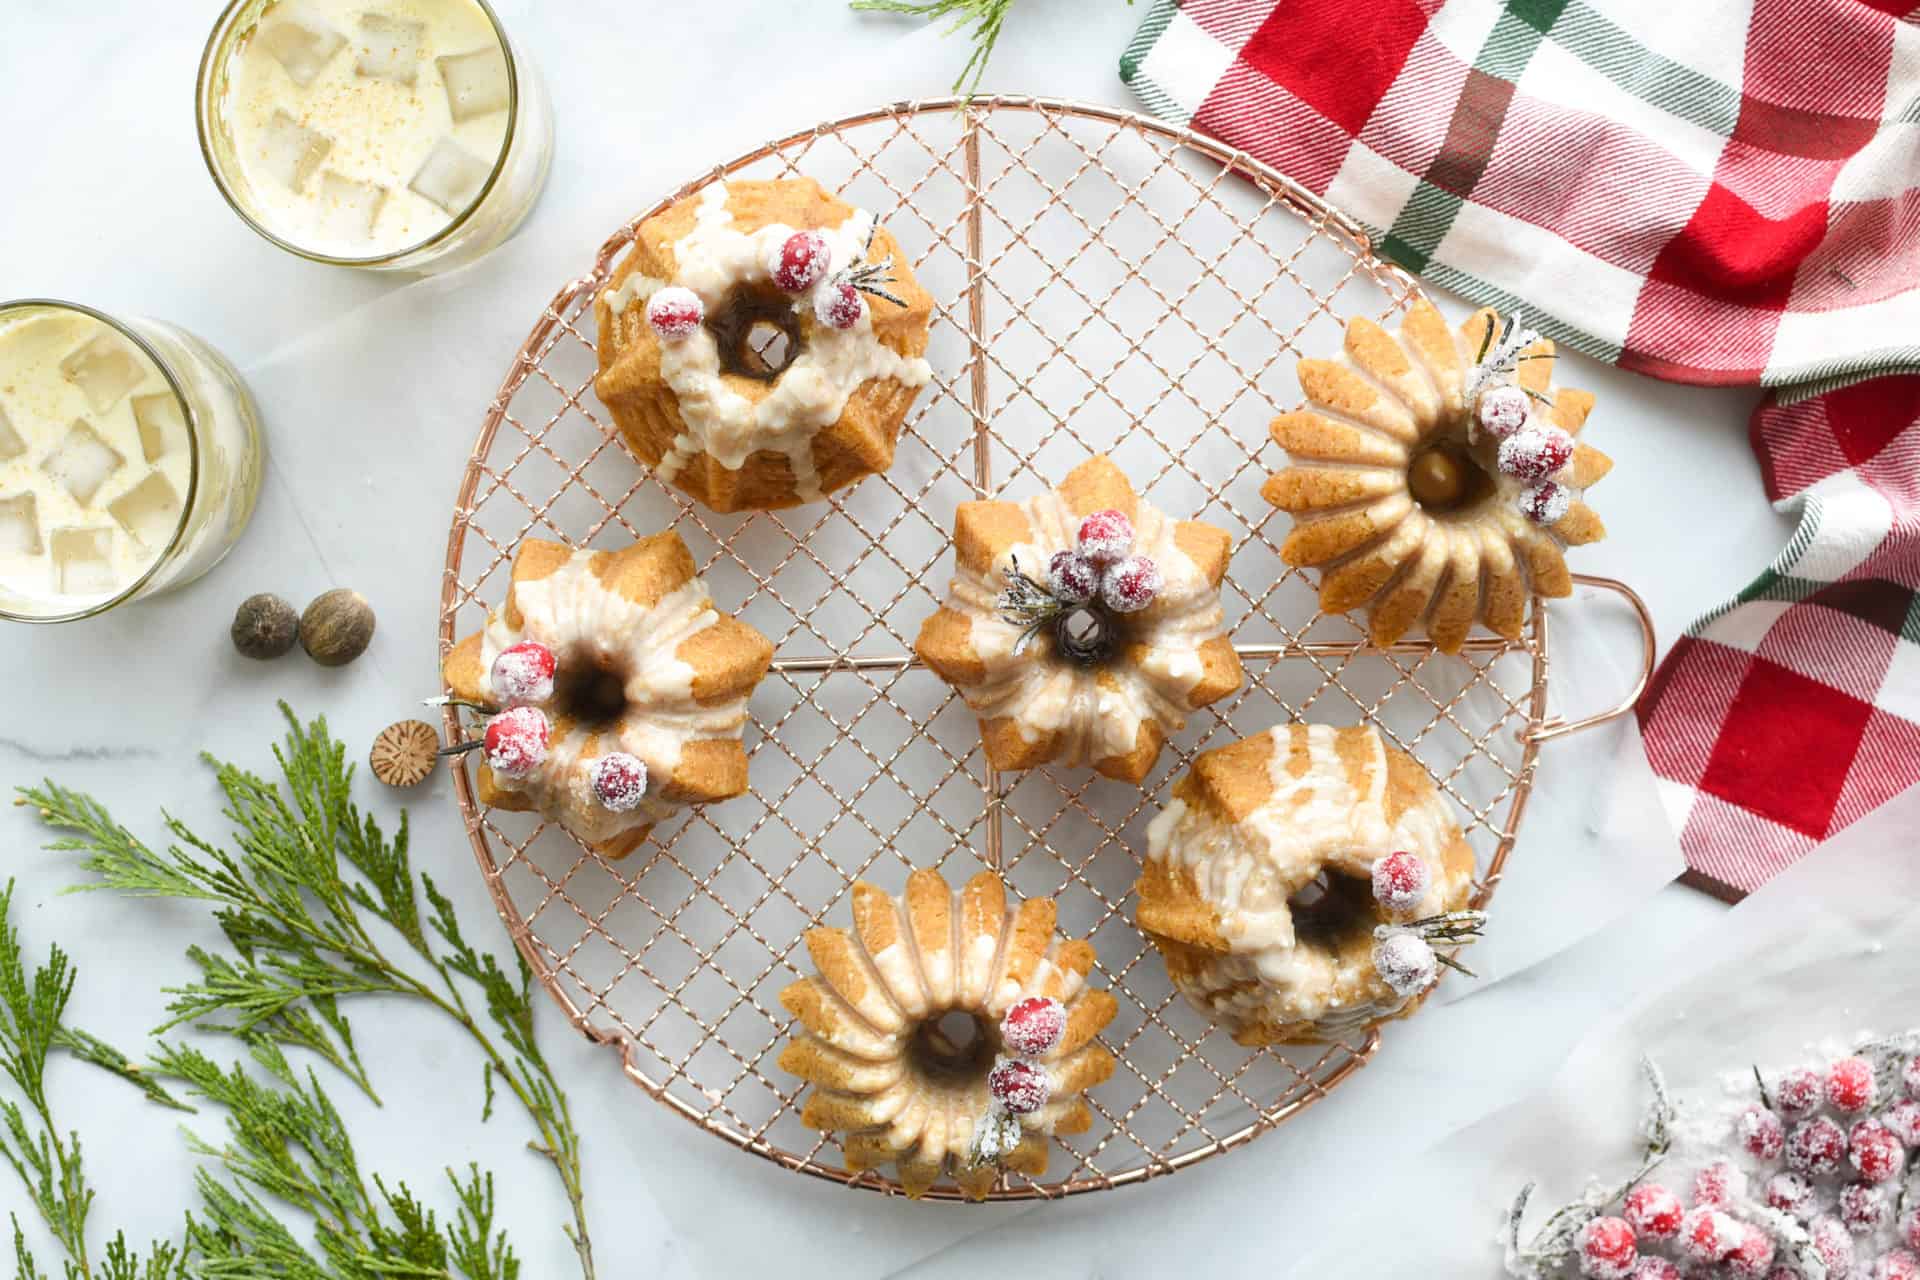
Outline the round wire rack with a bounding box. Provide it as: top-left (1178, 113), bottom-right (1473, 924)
top-left (437, 96), bottom-right (1655, 1200)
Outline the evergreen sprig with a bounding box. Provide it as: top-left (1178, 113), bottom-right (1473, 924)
top-left (851, 0), bottom-right (1134, 94)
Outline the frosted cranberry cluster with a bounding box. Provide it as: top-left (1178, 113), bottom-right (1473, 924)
top-left (1045, 508), bottom-right (1164, 616)
top-left (1475, 383), bottom-right (1576, 527)
top-left (476, 640), bottom-right (649, 811)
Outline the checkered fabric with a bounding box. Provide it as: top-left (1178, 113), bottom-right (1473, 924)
top-left (1121, 0), bottom-right (1920, 896)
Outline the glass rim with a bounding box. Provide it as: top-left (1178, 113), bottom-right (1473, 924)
top-left (194, 0), bottom-right (522, 268)
top-left (0, 298), bottom-right (204, 625)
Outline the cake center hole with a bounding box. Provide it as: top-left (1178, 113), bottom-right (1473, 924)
top-left (552, 654), bottom-right (629, 729)
top-left (1407, 442), bottom-right (1494, 515)
top-left (908, 1010), bottom-right (994, 1083)
top-left (1288, 870), bottom-right (1379, 951)
top-left (710, 285), bottom-right (802, 382)
top-left (747, 321), bottom-right (792, 372)
top-left (1053, 605), bottom-right (1114, 665)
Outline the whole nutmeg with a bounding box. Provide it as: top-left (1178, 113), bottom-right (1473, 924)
top-left (300, 589), bottom-right (376, 667)
top-left (231, 593), bottom-right (299, 660)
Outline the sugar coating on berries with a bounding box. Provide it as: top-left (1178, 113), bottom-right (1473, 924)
top-left (1625, 1183), bottom-right (1685, 1240)
top-left (1839, 1181), bottom-right (1887, 1234)
top-left (1680, 1207), bottom-right (1742, 1264)
top-left (490, 640), bottom-right (556, 706)
top-left (1764, 1172), bottom-right (1814, 1221)
top-left (1828, 1056), bottom-right (1877, 1114)
top-left (1497, 423), bottom-right (1575, 482)
top-left (1878, 1251), bottom-right (1920, 1280)
top-left (987, 1058), bottom-right (1049, 1115)
top-left (1518, 480), bottom-right (1572, 525)
top-left (1811, 1215), bottom-right (1855, 1272)
top-left (1787, 1116), bottom-right (1848, 1175)
top-left (769, 230), bottom-right (830, 293)
top-left (1726, 1224), bottom-right (1776, 1278)
top-left (1851, 1119), bottom-right (1906, 1183)
top-left (1100, 555), bottom-right (1162, 614)
top-left (1628, 1260), bottom-right (1681, 1280)
top-left (1577, 1216), bottom-right (1639, 1279)
top-left (1739, 1105), bottom-right (1786, 1161)
top-left (814, 281), bottom-right (864, 330)
top-left (1372, 930), bottom-right (1438, 998)
top-left (1370, 850), bottom-right (1430, 915)
top-left (1046, 550), bottom-right (1099, 606)
top-left (645, 286), bottom-right (704, 339)
top-left (1886, 1098), bottom-right (1920, 1147)
top-left (1775, 1067), bottom-right (1823, 1119)
top-left (1904, 1055), bottom-right (1920, 1100)
top-left (590, 753), bottom-right (648, 812)
top-left (1075, 509), bottom-right (1134, 565)
top-left (1000, 996), bottom-right (1067, 1058)
top-left (1694, 1158), bottom-right (1743, 1207)
top-left (1476, 384), bottom-right (1532, 439)
top-left (483, 706), bottom-right (549, 779)
top-left (1902, 1209), bottom-right (1920, 1252)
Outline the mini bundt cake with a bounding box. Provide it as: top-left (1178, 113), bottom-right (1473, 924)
top-left (443, 532), bottom-right (774, 858)
top-left (1136, 723), bottom-right (1478, 1044)
top-left (914, 455), bottom-right (1243, 783)
top-left (779, 868), bottom-right (1118, 1199)
top-left (1263, 302), bottom-right (1612, 651)
top-left (594, 177), bottom-right (935, 512)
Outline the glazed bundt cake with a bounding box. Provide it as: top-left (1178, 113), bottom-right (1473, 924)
top-left (443, 532), bottom-right (774, 858)
top-left (914, 455), bottom-right (1243, 783)
top-left (1262, 302), bottom-right (1611, 651)
top-left (779, 868), bottom-right (1118, 1199)
top-left (1135, 723), bottom-right (1479, 1044)
top-left (594, 177), bottom-right (935, 512)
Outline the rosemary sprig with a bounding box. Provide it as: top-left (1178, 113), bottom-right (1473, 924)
top-left (18, 705), bottom-right (593, 1279)
top-left (852, 0), bottom-right (1019, 95)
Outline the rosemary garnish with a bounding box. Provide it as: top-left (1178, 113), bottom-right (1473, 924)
top-left (1467, 310), bottom-right (1554, 407)
top-left (996, 554), bottom-right (1112, 664)
top-left (839, 224), bottom-right (907, 309)
top-left (1396, 909), bottom-right (1489, 976)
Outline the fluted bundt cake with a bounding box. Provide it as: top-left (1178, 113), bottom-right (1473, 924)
top-left (594, 177), bottom-right (934, 512)
top-left (779, 867), bottom-right (1118, 1199)
top-left (1262, 302), bottom-right (1611, 651)
top-left (442, 532), bottom-right (774, 858)
top-left (1136, 723), bottom-right (1479, 1044)
top-left (914, 455), bottom-right (1243, 783)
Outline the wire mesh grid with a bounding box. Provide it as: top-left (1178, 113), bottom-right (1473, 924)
top-left (437, 97), bottom-right (1646, 1200)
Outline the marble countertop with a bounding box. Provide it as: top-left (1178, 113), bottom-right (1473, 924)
top-left (0, 3), bottom-right (1782, 1275)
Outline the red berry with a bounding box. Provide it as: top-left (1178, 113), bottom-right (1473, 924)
top-left (1764, 1172), bottom-right (1815, 1220)
top-left (1829, 1056), bottom-right (1877, 1114)
top-left (1497, 423), bottom-right (1575, 482)
top-left (1517, 479), bottom-right (1572, 525)
top-left (1045, 550), bottom-right (1098, 605)
top-left (1370, 850), bottom-right (1430, 915)
top-left (1905, 1055), bottom-right (1920, 1100)
top-left (1075, 509), bottom-right (1134, 565)
top-left (1100, 555), bottom-right (1162, 614)
top-left (1476, 384), bottom-right (1531, 439)
top-left (1000, 996), bottom-right (1067, 1058)
top-left (1629, 1260), bottom-right (1681, 1280)
top-left (1577, 1216), bottom-right (1638, 1279)
top-left (1878, 1251), bottom-right (1920, 1280)
top-left (813, 280), bottom-right (864, 330)
top-left (590, 752), bottom-right (648, 812)
top-left (1786, 1116), bottom-right (1848, 1175)
top-left (1775, 1067), bottom-right (1823, 1119)
top-left (1839, 1181), bottom-right (1887, 1234)
top-left (1372, 931), bottom-right (1437, 998)
top-left (769, 230), bottom-right (830, 292)
top-left (987, 1058), bottom-right (1049, 1115)
top-left (490, 640), bottom-right (556, 706)
top-left (1740, 1105), bottom-right (1786, 1160)
top-left (1624, 1183), bottom-right (1685, 1240)
top-left (1810, 1215), bottom-right (1855, 1273)
top-left (1887, 1098), bottom-right (1920, 1147)
top-left (1694, 1158), bottom-right (1743, 1207)
top-left (1903, 1209), bottom-right (1920, 1252)
top-left (1680, 1207), bottom-right (1741, 1264)
top-left (483, 706), bottom-right (549, 779)
top-left (1851, 1119), bottom-right (1906, 1183)
top-left (645, 286), bottom-right (704, 339)
top-left (1726, 1224), bottom-right (1777, 1278)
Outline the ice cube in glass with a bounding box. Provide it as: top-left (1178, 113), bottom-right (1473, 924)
top-left (259, 109), bottom-right (332, 193)
top-left (131, 393), bottom-right (186, 463)
top-left (315, 170), bottom-right (389, 243)
top-left (355, 13), bottom-right (425, 85)
top-left (51, 527), bottom-right (115, 595)
top-left (408, 138), bottom-right (491, 215)
top-left (256, 1), bottom-right (346, 87)
top-left (59, 334), bottom-right (145, 412)
top-left (45, 420), bottom-right (125, 506)
top-left (437, 46), bottom-right (509, 122)
top-left (108, 472), bottom-right (183, 549)
top-left (0, 494), bottom-right (40, 557)
top-left (0, 405), bottom-right (23, 462)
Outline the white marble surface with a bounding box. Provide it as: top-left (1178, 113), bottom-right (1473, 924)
top-left (0, 2), bottom-right (1791, 1276)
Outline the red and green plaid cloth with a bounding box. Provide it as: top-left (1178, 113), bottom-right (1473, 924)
top-left (1121, 0), bottom-right (1920, 898)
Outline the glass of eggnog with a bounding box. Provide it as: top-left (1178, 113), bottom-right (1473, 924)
top-left (196, 0), bottom-right (552, 273)
top-left (0, 301), bottom-right (264, 624)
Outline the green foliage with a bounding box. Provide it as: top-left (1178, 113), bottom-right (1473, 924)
top-left (852, 0), bottom-right (1132, 94)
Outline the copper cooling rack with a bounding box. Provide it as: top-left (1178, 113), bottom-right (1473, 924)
top-left (437, 97), bottom-right (1656, 1200)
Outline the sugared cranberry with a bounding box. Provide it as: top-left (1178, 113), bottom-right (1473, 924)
top-left (645, 286), bottom-right (704, 339)
top-left (1624, 1183), bottom-right (1684, 1240)
top-left (1370, 851), bottom-right (1430, 915)
top-left (1852, 1119), bottom-right (1906, 1183)
top-left (483, 706), bottom-right (550, 779)
top-left (1372, 931), bottom-right (1438, 998)
top-left (1679, 1207), bottom-right (1741, 1264)
top-left (1726, 1224), bottom-right (1777, 1278)
top-left (769, 230), bottom-right (830, 292)
top-left (1628, 1260), bottom-right (1681, 1280)
top-left (1100, 555), bottom-right (1162, 614)
top-left (1577, 1216), bottom-right (1638, 1279)
top-left (590, 752), bottom-right (648, 812)
top-left (1000, 996), bottom-right (1067, 1058)
top-left (1839, 1181), bottom-right (1887, 1234)
top-left (1518, 480), bottom-right (1571, 525)
top-left (1810, 1215), bottom-right (1855, 1274)
top-left (1075, 509), bottom-right (1134, 565)
top-left (1764, 1172), bottom-right (1815, 1221)
top-left (1694, 1158), bottom-right (1743, 1207)
top-left (814, 281), bottom-right (864, 330)
top-left (1476, 384), bottom-right (1531, 439)
top-left (1740, 1105), bottom-right (1787, 1161)
top-left (1829, 1056), bottom-right (1877, 1114)
top-left (1887, 1098), bottom-right (1920, 1147)
top-left (1497, 423), bottom-right (1575, 482)
top-left (1878, 1251), bottom-right (1920, 1280)
top-left (1903, 1209), bottom-right (1920, 1252)
top-left (1776, 1067), bottom-right (1823, 1119)
top-left (987, 1058), bottom-right (1050, 1115)
top-left (1046, 550), bottom-right (1098, 605)
top-left (490, 640), bottom-right (557, 706)
top-left (1787, 1116), bottom-right (1848, 1176)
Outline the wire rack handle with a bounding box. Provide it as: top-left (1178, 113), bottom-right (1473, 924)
top-left (1526, 575), bottom-right (1658, 744)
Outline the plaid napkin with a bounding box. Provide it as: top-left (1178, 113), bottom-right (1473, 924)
top-left (1121, 0), bottom-right (1920, 896)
